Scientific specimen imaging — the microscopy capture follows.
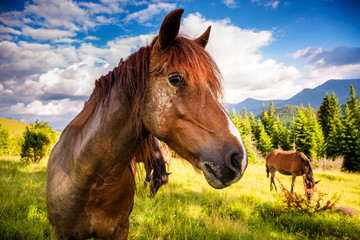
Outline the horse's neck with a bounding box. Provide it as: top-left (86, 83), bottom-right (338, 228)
top-left (66, 89), bottom-right (145, 178)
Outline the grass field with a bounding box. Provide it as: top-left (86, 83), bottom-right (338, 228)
top-left (0, 117), bottom-right (61, 140)
top-left (0, 156), bottom-right (359, 239)
top-left (0, 118), bottom-right (32, 138)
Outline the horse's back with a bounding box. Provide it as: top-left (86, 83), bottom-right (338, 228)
top-left (265, 149), bottom-right (282, 165)
top-left (266, 149), bottom-right (305, 175)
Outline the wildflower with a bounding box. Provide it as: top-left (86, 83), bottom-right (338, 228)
top-left (338, 206), bottom-right (357, 216)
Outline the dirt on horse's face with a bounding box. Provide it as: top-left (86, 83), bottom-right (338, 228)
top-left (142, 9), bottom-right (247, 189)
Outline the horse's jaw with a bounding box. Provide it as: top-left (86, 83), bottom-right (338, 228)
top-left (200, 161), bottom-right (228, 189)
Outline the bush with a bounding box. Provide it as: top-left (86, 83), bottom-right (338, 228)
top-left (20, 121), bottom-right (56, 162)
top-left (0, 124), bottom-right (11, 156)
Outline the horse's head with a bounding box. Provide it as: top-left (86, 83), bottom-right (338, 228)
top-left (142, 9), bottom-right (247, 189)
top-left (304, 179), bottom-right (319, 203)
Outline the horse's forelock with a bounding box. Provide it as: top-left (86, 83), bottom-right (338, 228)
top-left (154, 36), bottom-right (223, 100)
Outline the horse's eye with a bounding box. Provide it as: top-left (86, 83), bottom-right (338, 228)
top-left (168, 74), bottom-right (185, 87)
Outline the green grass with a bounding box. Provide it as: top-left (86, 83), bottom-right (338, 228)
top-left (0, 157), bottom-right (359, 239)
top-left (0, 157), bottom-right (52, 239)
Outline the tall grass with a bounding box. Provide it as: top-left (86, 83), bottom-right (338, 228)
top-left (0, 157), bottom-right (359, 239)
top-left (0, 157), bottom-right (52, 239)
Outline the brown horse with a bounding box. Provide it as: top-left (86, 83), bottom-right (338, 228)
top-left (134, 134), bottom-right (169, 198)
top-left (46, 9), bottom-right (247, 240)
top-left (266, 149), bottom-right (318, 202)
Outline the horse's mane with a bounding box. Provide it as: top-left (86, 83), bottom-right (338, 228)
top-left (68, 34), bottom-right (223, 132)
top-left (298, 152), bottom-right (315, 188)
top-left (133, 134), bottom-right (156, 165)
top-left (68, 46), bottom-right (152, 133)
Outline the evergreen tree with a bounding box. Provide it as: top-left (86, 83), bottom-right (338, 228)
top-left (261, 103), bottom-right (272, 134)
top-left (318, 92), bottom-right (343, 158)
top-left (290, 106), bottom-right (312, 157)
top-left (342, 85), bottom-right (360, 172)
top-left (268, 100), bottom-right (276, 123)
top-left (305, 103), bottom-right (326, 159)
top-left (277, 121), bottom-right (291, 150)
top-left (256, 121), bottom-right (273, 157)
top-left (249, 112), bottom-right (258, 139)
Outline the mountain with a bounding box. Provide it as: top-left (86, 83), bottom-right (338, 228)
top-left (226, 79), bottom-right (360, 116)
top-left (0, 117), bottom-right (61, 138)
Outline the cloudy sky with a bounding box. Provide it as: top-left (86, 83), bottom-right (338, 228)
top-left (1, 0), bottom-right (359, 130)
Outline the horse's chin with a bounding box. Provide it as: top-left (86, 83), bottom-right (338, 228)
top-left (200, 163), bottom-right (228, 189)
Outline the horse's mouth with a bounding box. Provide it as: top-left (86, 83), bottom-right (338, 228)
top-left (200, 162), bottom-right (228, 189)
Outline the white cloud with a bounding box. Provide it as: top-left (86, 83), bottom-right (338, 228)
top-left (22, 26), bottom-right (76, 41)
top-left (251, 0), bottom-right (280, 9)
top-left (182, 13), bottom-right (302, 102)
top-left (124, 3), bottom-right (176, 23)
top-left (10, 99), bottom-right (84, 116)
top-left (0, 25), bottom-right (21, 35)
top-left (23, 0), bottom-right (86, 31)
top-left (292, 46), bottom-right (360, 88)
top-left (222, 0), bottom-right (238, 8)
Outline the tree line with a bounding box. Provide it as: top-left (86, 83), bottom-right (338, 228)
top-left (0, 120), bottom-right (56, 162)
top-left (231, 84), bottom-right (360, 172)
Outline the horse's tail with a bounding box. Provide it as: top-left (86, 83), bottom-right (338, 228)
top-left (266, 164), bottom-right (269, 178)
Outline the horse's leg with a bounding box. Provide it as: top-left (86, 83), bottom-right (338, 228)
top-left (291, 174), bottom-right (296, 193)
top-left (270, 171), bottom-right (277, 191)
top-left (144, 160), bottom-right (151, 187)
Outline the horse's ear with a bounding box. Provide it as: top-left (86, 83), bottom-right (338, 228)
top-left (194, 26), bottom-right (211, 48)
top-left (158, 9), bottom-right (184, 50)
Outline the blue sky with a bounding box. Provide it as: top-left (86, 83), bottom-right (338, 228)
top-left (0, 0), bottom-right (359, 130)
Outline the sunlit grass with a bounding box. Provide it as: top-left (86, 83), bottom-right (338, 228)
top-left (0, 157), bottom-right (359, 239)
top-left (0, 157), bottom-right (51, 239)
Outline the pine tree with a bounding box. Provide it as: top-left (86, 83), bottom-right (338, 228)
top-left (261, 103), bottom-right (272, 134)
top-left (342, 85), bottom-right (360, 172)
top-left (290, 105), bottom-right (312, 158)
top-left (305, 103), bottom-right (326, 159)
top-left (318, 92), bottom-right (343, 158)
top-left (256, 120), bottom-right (273, 157)
top-left (268, 100), bottom-right (276, 123)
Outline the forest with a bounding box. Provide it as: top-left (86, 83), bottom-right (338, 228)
top-left (230, 84), bottom-right (360, 172)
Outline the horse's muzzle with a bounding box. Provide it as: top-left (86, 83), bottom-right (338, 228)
top-left (200, 147), bottom-right (248, 189)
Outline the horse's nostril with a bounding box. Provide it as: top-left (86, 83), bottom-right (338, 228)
top-left (230, 152), bottom-right (242, 171)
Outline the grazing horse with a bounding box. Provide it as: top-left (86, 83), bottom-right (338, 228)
top-left (266, 149), bottom-right (318, 202)
top-left (134, 134), bottom-right (169, 198)
top-left (159, 143), bottom-right (172, 171)
top-left (46, 9), bottom-right (247, 240)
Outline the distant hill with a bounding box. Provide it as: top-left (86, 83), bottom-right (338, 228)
top-left (0, 117), bottom-right (61, 138)
top-left (226, 79), bottom-right (360, 116)
top-left (0, 117), bottom-right (32, 138)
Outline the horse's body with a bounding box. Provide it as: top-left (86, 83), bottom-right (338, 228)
top-left (134, 135), bottom-right (169, 198)
top-left (266, 149), bottom-right (318, 202)
top-left (47, 9), bottom-right (247, 239)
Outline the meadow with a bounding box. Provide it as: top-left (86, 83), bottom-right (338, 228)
top-left (0, 156), bottom-right (359, 239)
